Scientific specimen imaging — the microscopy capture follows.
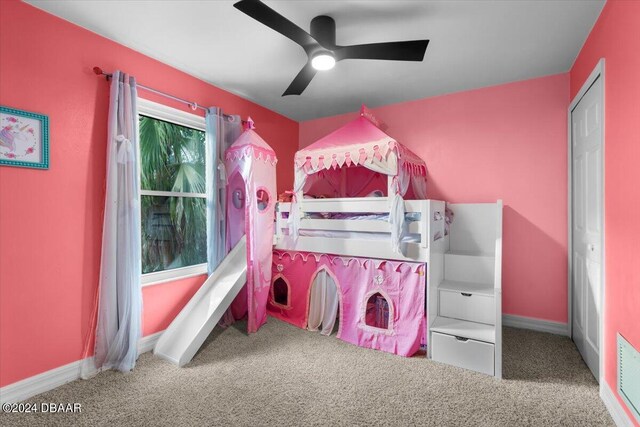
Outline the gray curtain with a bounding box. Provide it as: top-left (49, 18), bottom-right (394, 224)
top-left (205, 108), bottom-right (242, 273)
top-left (85, 71), bottom-right (142, 376)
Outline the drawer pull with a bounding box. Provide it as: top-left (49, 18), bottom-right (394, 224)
top-left (461, 292), bottom-right (472, 297)
top-left (455, 336), bottom-right (469, 342)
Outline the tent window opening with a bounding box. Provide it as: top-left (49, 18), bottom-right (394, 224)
top-left (232, 188), bottom-right (244, 209)
top-left (256, 189), bottom-right (270, 212)
top-left (271, 276), bottom-right (290, 308)
top-left (364, 292), bottom-right (390, 330)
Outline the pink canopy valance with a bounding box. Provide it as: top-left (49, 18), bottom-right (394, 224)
top-left (295, 111), bottom-right (426, 178)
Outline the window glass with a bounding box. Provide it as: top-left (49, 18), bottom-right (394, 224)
top-left (139, 115), bottom-right (206, 193)
top-left (139, 114), bottom-right (207, 274)
top-left (141, 196), bottom-right (207, 274)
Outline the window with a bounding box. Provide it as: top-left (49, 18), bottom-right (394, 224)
top-left (256, 188), bottom-right (270, 212)
top-left (138, 99), bottom-right (208, 285)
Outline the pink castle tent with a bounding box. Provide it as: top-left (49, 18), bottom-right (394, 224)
top-left (268, 251), bottom-right (426, 357)
top-left (289, 106), bottom-right (428, 252)
top-left (224, 119), bottom-right (277, 333)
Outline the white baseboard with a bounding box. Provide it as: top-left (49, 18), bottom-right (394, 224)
top-left (601, 381), bottom-right (635, 427)
top-left (502, 314), bottom-right (569, 336)
top-left (138, 330), bottom-right (164, 355)
top-left (0, 358), bottom-right (94, 405)
top-left (0, 330), bottom-right (165, 405)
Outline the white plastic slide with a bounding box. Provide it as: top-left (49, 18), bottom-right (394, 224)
top-left (154, 236), bottom-right (247, 367)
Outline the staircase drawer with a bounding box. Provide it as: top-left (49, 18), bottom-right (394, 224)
top-left (439, 289), bottom-right (495, 324)
top-left (431, 332), bottom-right (495, 376)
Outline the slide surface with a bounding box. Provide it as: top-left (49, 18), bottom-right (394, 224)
top-left (154, 236), bottom-right (247, 367)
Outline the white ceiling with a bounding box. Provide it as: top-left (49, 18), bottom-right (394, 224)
top-left (26, 0), bottom-right (605, 121)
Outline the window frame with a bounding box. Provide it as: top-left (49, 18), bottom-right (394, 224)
top-left (138, 98), bottom-right (208, 287)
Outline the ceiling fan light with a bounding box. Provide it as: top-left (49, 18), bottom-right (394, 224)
top-left (311, 53), bottom-right (335, 71)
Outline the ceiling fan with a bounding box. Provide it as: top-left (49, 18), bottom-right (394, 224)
top-left (233, 0), bottom-right (430, 96)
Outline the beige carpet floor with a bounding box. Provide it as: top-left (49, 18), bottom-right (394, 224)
top-left (1, 318), bottom-right (613, 427)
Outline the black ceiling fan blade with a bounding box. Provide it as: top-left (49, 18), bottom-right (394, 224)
top-left (234, 0), bottom-right (319, 53)
top-left (335, 40), bottom-right (429, 62)
top-left (282, 63), bottom-right (317, 96)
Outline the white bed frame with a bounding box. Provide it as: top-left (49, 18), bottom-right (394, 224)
top-left (274, 196), bottom-right (503, 377)
top-left (274, 197), bottom-right (446, 263)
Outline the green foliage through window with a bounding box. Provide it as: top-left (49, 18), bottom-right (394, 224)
top-left (139, 115), bottom-right (207, 274)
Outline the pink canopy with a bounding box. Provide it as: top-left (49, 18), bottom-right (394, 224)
top-left (224, 120), bottom-right (277, 333)
top-left (296, 114), bottom-right (426, 178)
top-left (290, 106), bottom-right (428, 252)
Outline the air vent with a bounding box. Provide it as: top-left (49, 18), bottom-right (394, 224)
top-left (618, 333), bottom-right (640, 423)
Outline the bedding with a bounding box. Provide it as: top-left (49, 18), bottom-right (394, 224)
top-left (295, 229), bottom-right (421, 243)
top-left (302, 212), bottom-right (421, 221)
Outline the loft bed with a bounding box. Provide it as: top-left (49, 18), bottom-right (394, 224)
top-left (274, 106), bottom-right (445, 262)
top-left (270, 106), bottom-right (447, 358)
top-left (270, 107), bottom-right (502, 376)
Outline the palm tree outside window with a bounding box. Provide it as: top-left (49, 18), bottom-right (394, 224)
top-left (139, 114), bottom-right (207, 274)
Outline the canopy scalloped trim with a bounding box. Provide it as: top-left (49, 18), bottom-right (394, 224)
top-left (226, 144), bottom-right (277, 165)
top-left (295, 136), bottom-right (397, 171)
top-left (272, 250), bottom-right (424, 273)
top-left (295, 139), bottom-right (426, 177)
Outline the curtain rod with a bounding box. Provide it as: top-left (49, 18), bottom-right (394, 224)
top-left (93, 66), bottom-right (247, 124)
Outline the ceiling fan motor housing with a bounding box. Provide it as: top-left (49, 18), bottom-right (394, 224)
top-left (310, 15), bottom-right (337, 50)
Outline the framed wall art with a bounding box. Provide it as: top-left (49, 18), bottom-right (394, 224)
top-left (0, 106), bottom-right (49, 169)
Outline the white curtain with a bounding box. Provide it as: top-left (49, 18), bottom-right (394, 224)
top-left (85, 71), bottom-right (142, 376)
top-left (307, 269), bottom-right (339, 336)
top-left (411, 175), bottom-right (428, 199)
top-left (209, 112), bottom-right (243, 329)
top-left (288, 166), bottom-right (308, 238)
top-left (205, 109), bottom-right (242, 273)
top-left (385, 152), bottom-right (407, 254)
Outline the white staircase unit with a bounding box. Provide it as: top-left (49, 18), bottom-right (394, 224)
top-left (429, 201), bottom-right (503, 378)
top-left (154, 236), bottom-right (247, 367)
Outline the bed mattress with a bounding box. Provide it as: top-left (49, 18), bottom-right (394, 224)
top-left (302, 212), bottom-right (421, 221)
top-left (296, 229), bottom-right (421, 243)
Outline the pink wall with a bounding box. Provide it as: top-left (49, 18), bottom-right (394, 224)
top-left (0, 0), bottom-right (297, 387)
top-left (570, 1), bottom-right (640, 423)
top-left (301, 74), bottom-right (570, 323)
top-left (141, 275), bottom-right (207, 336)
